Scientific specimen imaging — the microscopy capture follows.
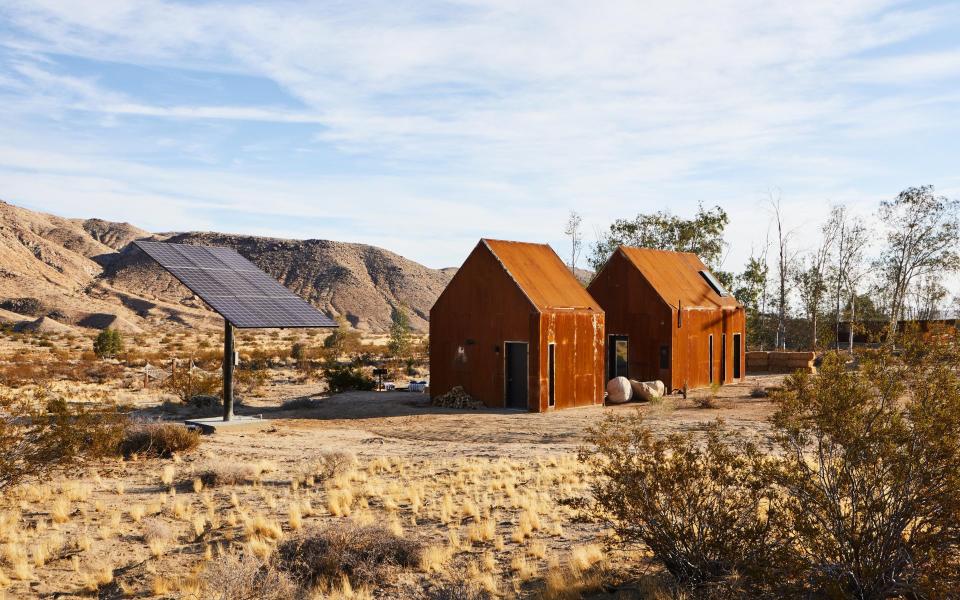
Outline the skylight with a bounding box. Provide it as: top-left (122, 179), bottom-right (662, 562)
top-left (699, 270), bottom-right (730, 297)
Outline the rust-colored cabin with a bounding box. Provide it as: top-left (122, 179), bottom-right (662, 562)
top-left (430, 239), bottom-right (605, 412)
top-left (587, 247), bottom-right (746, 392)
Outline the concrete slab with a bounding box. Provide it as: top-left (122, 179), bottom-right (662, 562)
top-left (185, 415), bottom-right (269, 434)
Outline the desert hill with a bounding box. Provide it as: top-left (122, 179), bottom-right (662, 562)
top-left (0, 200), bottom-right (453, 333)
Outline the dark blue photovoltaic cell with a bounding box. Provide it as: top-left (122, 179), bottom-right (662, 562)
top-left (134, 241), bottom-right (337, 329)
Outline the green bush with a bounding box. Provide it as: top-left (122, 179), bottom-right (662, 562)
top-left (322, 363), bottom-right (375, 394)
top-left (93, 328), bottom-right (123, 359)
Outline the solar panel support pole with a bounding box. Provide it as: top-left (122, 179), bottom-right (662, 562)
top-left (223, 320), bottom-right (235, 422)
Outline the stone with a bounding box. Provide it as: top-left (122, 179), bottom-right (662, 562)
top-left (606, 377), bottom-right (633, 404)
top-left (630, 379), bottom-right (665, 401)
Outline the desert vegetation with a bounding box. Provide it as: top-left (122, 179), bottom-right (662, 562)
top-left (585, 327), bottom-right (960, 598)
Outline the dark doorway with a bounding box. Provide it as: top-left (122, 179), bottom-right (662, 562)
top-left (721, 333), bottom-right (727, 382)
top-left (505, 342), bottom-right (529, 410)
top-left (548, 344), bottom-right (556, 408)
top-left (607, 335), bottom-right (629, 380)
top-left (732, 333), bottom-right (742, 379)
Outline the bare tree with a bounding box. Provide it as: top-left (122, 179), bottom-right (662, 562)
top-left (795, 209), bottom-right (841, 349)
top-left (564, 210), bottom-right (583, 274)
top-left (769, 193), bottom-right (797, 350)
top-left (875, 186), bottom-right (960, 332)
top-left (829, 207), bottom-right (870, 351)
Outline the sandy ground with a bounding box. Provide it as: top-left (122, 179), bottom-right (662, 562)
top-left (0, 327), bottom-right (789, 599)
top-left (206, 375), bottom-right (785, 467)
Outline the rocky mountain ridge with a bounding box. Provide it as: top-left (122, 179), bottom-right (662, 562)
top-left (0, 200), bottom-right (453, 333)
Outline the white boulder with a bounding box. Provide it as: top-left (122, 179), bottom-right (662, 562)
top-left (606, 377), bottom-right (633, 404)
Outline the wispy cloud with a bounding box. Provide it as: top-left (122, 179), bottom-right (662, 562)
top-left (0, 0), bottom-right (958, 273)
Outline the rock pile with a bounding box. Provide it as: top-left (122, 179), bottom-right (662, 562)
top-left (431, 386), bottom-right (484, 410)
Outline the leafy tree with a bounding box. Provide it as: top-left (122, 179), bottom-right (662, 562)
top-left (589, 204), bottom-right (730, 283)
top-left (734, 255), bottom-right (770, 350)
top-left (875, 185), bottom-right (960, 330)
top-left (93, 328), bottom-right (123, 359)
top-left (387, 306), bottom-right (413, 361)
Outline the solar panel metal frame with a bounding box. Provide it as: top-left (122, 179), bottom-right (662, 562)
top-left (134, 241), bottom-right (337, 329)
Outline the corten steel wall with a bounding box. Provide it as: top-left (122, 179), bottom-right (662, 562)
top-left (430, 244), bottom-right (534, 408)
top-left (672, 306), bottom-right (745, 390)
top-left (587, 250), bottom-right (747, 391)
top-left (587, 250), bottom-right (674, 384)
top-left (534, 310), bottom-right (605, 411)
top-left (430, 242), bottom-right (605, 412)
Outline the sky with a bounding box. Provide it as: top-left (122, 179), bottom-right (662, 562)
top-left (0, 0), bottom-right (959, 273)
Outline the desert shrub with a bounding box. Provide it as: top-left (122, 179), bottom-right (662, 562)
top-left (586, 331), bottom-right (960, 599)
top-left (195, 461), bottom-right (270, 487)
top-left (582, 414), bottom-right (780, 593)
top-left (323, 317), bottom-right (362, 357)
top-left (201, 550), bottom-right (298, 600)
top-left (164, 367), bottom-right (222, 403)
top-left (119, 422), bottom-right (201, 458)
top-left (93, 328), bottom-right (123, 359)
top-left (769, 341), bottom-right (960, 598)
top-left (309, 451), bottom-right (356, 482)
top-left (275, 523), bottom-right (422, 586)
top-left (0, 387), bottom-right (127, 490)
top-left (322, 363), bottom-right (375, 394)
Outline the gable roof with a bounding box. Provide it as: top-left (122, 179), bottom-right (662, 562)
top-left (482, 239), bottom-right (601, 312)
top-left (615, 246), bottom-right (741, 310)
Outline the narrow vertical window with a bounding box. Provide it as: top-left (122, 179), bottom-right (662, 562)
top-left (548, 344), bottom-right (556, 408)
top-left (709, 334), bottom-right (714, 384)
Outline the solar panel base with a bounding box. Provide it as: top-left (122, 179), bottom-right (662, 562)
top-left (134, 241), bottom-right (337, 329)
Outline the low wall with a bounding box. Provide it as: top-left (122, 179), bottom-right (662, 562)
top-left (746, 351), bottom-right (816, 374)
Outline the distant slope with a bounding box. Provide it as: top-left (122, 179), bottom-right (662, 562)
top-left (0, 200), bottom-right (452, 332)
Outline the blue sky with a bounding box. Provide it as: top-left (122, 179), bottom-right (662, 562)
top-left (0, 1), bottom-right (959, 273)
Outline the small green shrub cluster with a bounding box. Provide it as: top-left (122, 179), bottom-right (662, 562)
top-left (585, 330), bottom-right (960, 599)
top-left (322, 363), bottom-right (375, 394)
top-left (93, 328), bottom-right (124, 359)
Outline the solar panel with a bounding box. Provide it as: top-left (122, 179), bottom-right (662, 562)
top-left (134, 241), bottom-right (337, 329)
top-left (699, 270), bottom-right (730, 297)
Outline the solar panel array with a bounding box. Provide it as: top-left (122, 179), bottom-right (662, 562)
top-left (134, 241), bottom-right (337, 329)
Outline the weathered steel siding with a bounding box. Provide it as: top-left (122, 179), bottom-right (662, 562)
top-left (431, 241), bottom-right (605, 412)
top-left (534, 310), bottom-right (605, 411)
top-left (672, 306), bottom-right (746, 390)
top-left (430, 244), bottom-right (537, 408)
top-left (587, 251), bottom-right (674, 384)
top-left (588, 250), bottom-right (747, 392)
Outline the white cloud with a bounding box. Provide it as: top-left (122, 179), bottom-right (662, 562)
top-left (0, 0), bottom-right (958, 280)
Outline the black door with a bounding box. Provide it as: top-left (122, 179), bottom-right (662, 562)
top-left (505, 342), bottom-right (528, 409)
top-left (607, 335), bottom-right (629, 380)
top-left (733, 334), bottom-right (742, 379)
